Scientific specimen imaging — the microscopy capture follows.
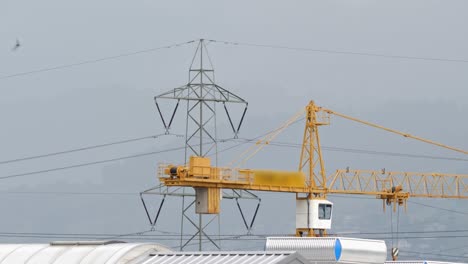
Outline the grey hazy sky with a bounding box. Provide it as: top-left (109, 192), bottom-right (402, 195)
top-left (1, 0), bottom-right (467, 261)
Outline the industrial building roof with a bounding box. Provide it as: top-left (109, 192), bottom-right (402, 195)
top-left (141, 251), bottom-right (309, 264)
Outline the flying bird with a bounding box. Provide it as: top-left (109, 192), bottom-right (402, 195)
top-left (12, 39), bottom-right (21, 51)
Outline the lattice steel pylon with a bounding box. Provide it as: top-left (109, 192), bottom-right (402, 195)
top-left (141, 39), bottom-right (257, 251)
top-left (155, 39), bottom-right (248, 163)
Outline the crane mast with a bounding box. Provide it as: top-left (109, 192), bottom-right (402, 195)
top-left (159, 101), bottom-right (468, 238)
top-left (296, 101), bottom-right (329, 236)
top-left (299, 101), bottom-right (327, 192)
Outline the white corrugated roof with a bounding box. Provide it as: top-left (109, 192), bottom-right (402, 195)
top-left (140, 251), bottom-right (309, 264)
top-left (0, 241), bottom-right (171, 264)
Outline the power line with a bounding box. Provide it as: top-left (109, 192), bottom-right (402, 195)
top-left (400, 250), bottom-right (468, 260)
top-left (209, 39), bottom-right (468, 64)
top-left (0, 233), bottom-right (266, 242)
top-left (363, 235), bottom-right (468, 240)
top-left (0, 134), bottom-right (177, 165)
top-left (0, 138), bottom-right (245, 181)
top-left (104, 229), bottom-right (155, 240)
top-left (328, 194), bottom-right (468, 216)
top-left (0, 120), bottom-right (298, 181)
top-left (2, 231), bottom-right (468, 241)
top-left (1, 229), bottom-right (468, 255)
top-left (0, 40), bottom-right (196, 80)
top-left (0, 191), bottom-right (137, 196)
top-left (408, 200), bottom-right (468, 216)
top-left (0, 232), bottom-right (255, 239)
top-left (0, 233), bottom-right (467, 243)
top-left (432, 244), bottom-right (468, 253)
top-left (0, 116), bottom-right (297, 168)
top-left (0, 115), bottom-right (285, 183)
top-left (0, 229), bottom-right (467, 237)
top-left (0, 145), bottom-right (187, 180)
top-left (334, 229), bottom-right (468, 236)
top-left (4, 38), bottom-right (467, 84)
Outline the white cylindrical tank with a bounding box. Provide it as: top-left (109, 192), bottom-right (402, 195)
top-left (0, 241), bottom-right (171, 264)
top-left (266, 237), bottom-right (387, 264)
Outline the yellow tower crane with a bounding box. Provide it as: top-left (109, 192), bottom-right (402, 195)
top-left (159, 101), bottom-right (468, 257)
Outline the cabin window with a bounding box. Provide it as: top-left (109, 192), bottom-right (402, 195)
top-left (318, 204), bottom-right (332, 220)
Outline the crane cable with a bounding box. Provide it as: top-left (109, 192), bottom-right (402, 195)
top-left (324, 108), bottom-right (468, 155)
top-left (228, 109), bottom-right (305, 168)
top-left (397, 205), bottom-right (401, 249)
top-left (389, 202), bottom-right (402, 260)
top-left (394, 206), bottom-right (401, 260)
top-left (390, 208), bottom-right (394, 250)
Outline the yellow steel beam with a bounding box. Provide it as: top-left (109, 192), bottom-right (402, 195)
top-left (328, 169), bottom-right (468, 199)
top-left (160, 165), bottom-right (468, 199)
top-left (161, 178), bottom-right (312, 193)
